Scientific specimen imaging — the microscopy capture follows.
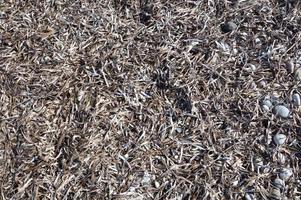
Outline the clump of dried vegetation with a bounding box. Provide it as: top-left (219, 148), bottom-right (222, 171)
top-left (1, 0), bottom-right (301, 199)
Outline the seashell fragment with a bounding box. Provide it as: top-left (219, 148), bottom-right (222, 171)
top-left (273, 178), bottom-right (285, 189)
top-left (271, 188), bottom-right (281, 200)
top-left (245, 193), bottom-right (255, 200)
top-left (294, 67), bottom-right (301, 81)
top-left (279, 168), bottom-right (293, 180)
top-left (285, 60), bottom-right (294, 73)
top-left (273, 105), bottom-right (290, 118)
top-left (273, 134), bottom-right (286, 145)
top-left (221, 21), bottom-right (237, 33)
top-left (262, 99), bottom-right (272, 111)
top-left (292, 93), bottom-right (301, 106)
top-left (276, 153), bottom-right (286, 165)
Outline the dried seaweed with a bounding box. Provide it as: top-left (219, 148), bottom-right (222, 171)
top-left (1, 0), bottom-right (301, 199)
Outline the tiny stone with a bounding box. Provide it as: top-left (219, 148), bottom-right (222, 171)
top-left (285, 60), bottom-right (294, 73)
top-left (294, 68), bottom-right (301, 81)
top-left (273, 134), bottom-right (286, 145)
top-left (273, 105), bottom-right (290, 118)
top-left (292, 93), bottom-right (301, 106)
top-left (221, 21), bottom-right (237, 33)
top-left (279, 168), bottom-right (293, 180)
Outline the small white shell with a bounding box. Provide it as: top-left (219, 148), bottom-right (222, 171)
top-left (262, 105), bottom-right (270, 112)
top-left (232, 180), bottom-right (239, 186)
top-left (294, 68), bottom-right (301, 81)
top-left (263, 100), bottom-right (273, 108)
top-left (259, 80), bottom-right (267, 88)
top-left (273, 105), bottom-right (290, 118)
top-left (154, 181), bottom-right (160, 188)
top-left (267, 134), bottom-right (272, 144)
top-left (292, 93), bottom-right (301, 106)
top-left (273, 134), bottom-right (286, 145)
top-left (279, 168), bottom-right (293, 180)
top-left (285, 60), bottom-right (294, 73)
top-left (271, 188), bottom-right (281, 200)
top-left (77, 90), bottom-right (85, 102)
top-left (245, 193), bottom-right (255, 200)
top-left (273, 178), bottom-right (285, 189)
top-left (142, 172), bottom-right (151, 186)
top-left (255, 38), bottom-right (261, 43)
top-left (250, 64), bottom-right (256, 71)
top-left (175, 127), bottom-right (183, 133)
top-left (262, 100), bottom-right (272, 112)
top-left (276, 153), bottom-right (286, 164)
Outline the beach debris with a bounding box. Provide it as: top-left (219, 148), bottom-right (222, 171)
top-left (273, 105), bottom-right (290, 118)
top-left (279, 168), bottom-right (293, 180)
top-left (261, 99), bottom-right (273, 111)
top-left (294, 67), bottom-right (301, 81)
top-left (285, 60), bottom-right (294, 73)
top-left (273, 178), bottom-right (285, 189)
top-left (221, 21), bottom-right (237, 33)
top-left (245, 193), bottom-right (255, 200)
top-left (292, 93), bottom-right (301, 106)
top-left (273, 134), bottom-right (286, 146)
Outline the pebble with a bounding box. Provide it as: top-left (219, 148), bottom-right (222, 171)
top-left (221, 21), bottom-right (237, 33)
top-left (285, 60), bottom-right (294, 73)
top-left (273, 105), bottom-right (290, 118)
top-left (273, 178), bottom-right (285, 189)
top-left (292, 93), bottom-right (301, 106)
top-left (262, 100), bottom-right (273, 111)
top-left (273, 134), bottom-right (286, 145)
top-left (279, 168), bottom-right (293, 180)
top-left (294, 67), bottom-right (301, 81)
